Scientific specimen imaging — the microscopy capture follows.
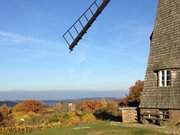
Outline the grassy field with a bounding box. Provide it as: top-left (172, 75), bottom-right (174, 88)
top-left (29, 121), bottom-right (172, 135)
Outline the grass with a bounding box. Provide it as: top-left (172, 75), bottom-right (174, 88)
top-left (29, 121), bottom-right (172, 135)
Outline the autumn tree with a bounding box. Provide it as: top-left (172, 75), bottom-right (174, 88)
top-left (128, 80), bottom-right (144, 102)
top-left (106, 101), bottom-right (119, 115)
top-left (94, 100), bottom-right (120, 121)
top-left (117, 80), bottom-right (144, 107)
top-left (13, 100), bottom-right (43, 113)
top-left (79, 99), bottom-right (107, 113)
top-left (0, 104), bottom-right (10, 118)
top-left (0, 104), bottom-right (13, 127)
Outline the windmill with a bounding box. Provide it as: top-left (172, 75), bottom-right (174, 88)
top-left (63, 0), bottom-right (180, 124)
top-left (140, 0), bottom-right (180, 124)
top-left (63, 0), bottom-right (110, 52)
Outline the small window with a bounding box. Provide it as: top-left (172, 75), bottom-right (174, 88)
top-left (158, 70), bottom-right (171, 87)
top-left (167, 71), bottom-right (171, 86)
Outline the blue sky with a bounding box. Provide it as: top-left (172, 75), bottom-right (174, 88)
top-left (0, 0), bottom-right (158, 91)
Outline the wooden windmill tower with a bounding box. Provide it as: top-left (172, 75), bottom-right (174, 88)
top-left (140, 0), bottom-right (180, 123)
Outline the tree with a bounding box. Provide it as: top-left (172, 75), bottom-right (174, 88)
top-left (13, 100), bottom-right (43, 113)
top-left (0, 104), bottom-right (13, 127)
top-left (128, 80), bottom-right (144, 102)
top-left (0, 112), bottom-right (3, 123)
top-left (79, 100), bottom-right (107, 113)
top-left (106, 101), bottom-right (119, 115)
top-left (118, 80), bottom-right (144, 107)
top-left (0, 104), bottom-right (9, 118)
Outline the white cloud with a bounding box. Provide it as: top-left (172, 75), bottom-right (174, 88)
top-left (0, 31), bottom-right (36, 44)
top-left (0, 31), bottom-right (93, 65)
top-left (0, 31), bottom-right (62, 48)
top-left (0, 31), bottom-right (68, 62)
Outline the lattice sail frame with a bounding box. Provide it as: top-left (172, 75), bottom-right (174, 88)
top-left (63, 0), bottom-right (110, 51)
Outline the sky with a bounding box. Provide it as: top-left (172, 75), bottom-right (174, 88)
top-left (0, 0), bottom-right (158, 91)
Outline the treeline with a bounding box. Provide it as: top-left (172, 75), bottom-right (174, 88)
top-left (0, 80), bottom-right (144, 129)
top-left (0, 99), bottom-right (120, 127)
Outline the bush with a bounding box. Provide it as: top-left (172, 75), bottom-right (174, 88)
top-left (13, 111), bottom-right (42, 126)
top-left (64, 116), bottom-right (81, 126)
top-left (61, 112), bottom-right (81, 126)
top-left (94, 110), bottom-right (122, 122)
top-left (81, 113), bottom-right (96, 123)
top-left (47, 113), bottom-right (61, 123)
top-left (63, 112), bottom-right (76, 119)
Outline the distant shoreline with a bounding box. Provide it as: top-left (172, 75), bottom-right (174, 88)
top-left (0, 90), bottom-right (127, 101)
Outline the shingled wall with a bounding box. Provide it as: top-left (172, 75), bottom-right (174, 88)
top-left (140, 0), bottom-right (180, 122)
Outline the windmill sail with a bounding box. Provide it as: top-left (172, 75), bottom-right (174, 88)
top-left (63, 0), bottom-right (110, 51)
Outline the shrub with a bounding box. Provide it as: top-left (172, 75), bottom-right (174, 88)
top-left (63, 112), bottom-right (76, 120)
top-left (94, 110), bottom-right (121, 122)
top-left (64, 116), bottom-right (81, 126)
top-left (13, 111), bottom-right (42, 126)
top-left (81, 113), bottom-right (96, 123)
top-left (62, 112), bottom-right (81, 126)
top-left (47, 113), bottom-right (61, 123)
